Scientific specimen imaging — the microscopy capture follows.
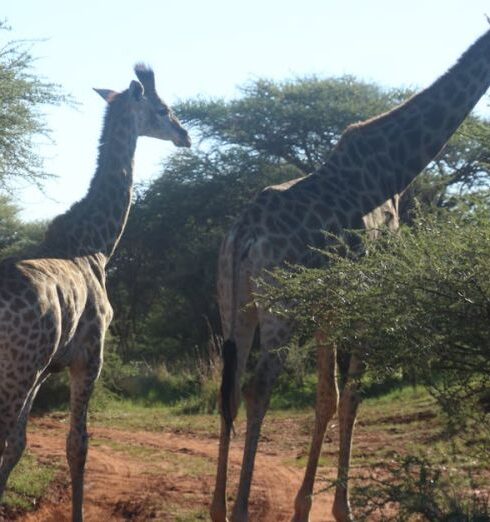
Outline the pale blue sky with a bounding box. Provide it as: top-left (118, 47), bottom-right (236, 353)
top-left (3, 0), bottom-right (490, 221)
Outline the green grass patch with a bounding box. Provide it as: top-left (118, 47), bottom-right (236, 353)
top-left (90, 436), bottom-right (212, 477)
top-left (90, 437), bottom-right (160, 460)
top-left (1, 451), bottom-right (57, 512)
top-left (361, 386), bottom-right (435, 420)
top-left (169, 504), bottom-right (208, 521)
top-left (88, 396), bottom-right (219, 434)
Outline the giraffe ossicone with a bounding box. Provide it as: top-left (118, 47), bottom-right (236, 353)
top-left (0, 64), bottom-right (189, 522)
top-left (211, 27), bottom-right (490, 522)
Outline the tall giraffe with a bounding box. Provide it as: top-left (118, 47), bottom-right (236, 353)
top-left (211, 28), bottom-right (490, 522)
top-left (0, 64), bottom-right (190, 521)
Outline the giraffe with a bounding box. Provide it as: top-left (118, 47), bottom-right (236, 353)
top-left (0, 64), bottom-right (190, 521)
top-left (210, 27), bottom-right (490, 522)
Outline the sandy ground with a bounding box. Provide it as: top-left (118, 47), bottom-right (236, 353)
top-left (8, 415), bottom-right (338, 521)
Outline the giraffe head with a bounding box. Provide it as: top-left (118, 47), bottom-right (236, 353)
top-left (94, 64), bottom-right (191, 148)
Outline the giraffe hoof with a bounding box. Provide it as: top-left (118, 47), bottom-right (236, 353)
top-left (291, 514), bottom-right (310, 522)
top-left (210, 501), bottom-right (229, 522)
top-left (332, 506), bottom-right (355, 522)
top-left (292, 498), bottom-right (312, 521)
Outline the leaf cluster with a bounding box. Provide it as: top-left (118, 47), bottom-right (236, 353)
top-left (352, 455), bottom-right (490, 521)
top-left (0, 21), bottom-right (69, 187)
top-left (177, 76), bottom-right (411, 173)
top-left (260, 198), bottom-right (490, 431)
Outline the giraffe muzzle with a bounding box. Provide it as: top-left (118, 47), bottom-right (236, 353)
top-left (173, 128), bottom-right (191, 148)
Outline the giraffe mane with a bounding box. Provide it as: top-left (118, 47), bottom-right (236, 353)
top-left (134, 63), bottom-right (155, 94)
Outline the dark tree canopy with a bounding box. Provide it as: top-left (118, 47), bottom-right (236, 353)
top-left (108, 75), bottom-right (490, 365)
top-left (108, 148), bottom-right (301, 362)
top-left (0, 194), bottom-right (46, 258)
top-left (178, 76), bottom-right (413, 173)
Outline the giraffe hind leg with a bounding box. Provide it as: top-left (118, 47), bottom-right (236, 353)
top-left (0, 396), bottom-right (26, 498)
top-left (0, 377), bottom-right (47, 497)
top-left (231, 312), bottom-right (291, 522)
top-left (0, 361), bottom-right (46, 499)
top-left (211, 306), bottom-right (258, 522)
top-left (232, 348), bottom-right (285, 522)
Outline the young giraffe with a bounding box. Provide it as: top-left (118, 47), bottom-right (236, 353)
top-left (0, 64), bottom-right (190, 521)
top-left (211, 28), bottom-right (490, 522)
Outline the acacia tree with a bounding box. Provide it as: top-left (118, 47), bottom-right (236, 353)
top-left (108, 76), bottom-right (490, 364)
top-left (109, 77), bottom-right (409, 362)
top-left (0, 21), bottom-right (68, 187)
top-left (182, 78), bottom-right (490, 212)
top-left (178, 76), bottom-right (412, 173)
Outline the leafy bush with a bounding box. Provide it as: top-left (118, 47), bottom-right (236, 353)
top-left (351, 455), bottom-right (490, 521)
top-left (261, 196), bottom-right (490, 447)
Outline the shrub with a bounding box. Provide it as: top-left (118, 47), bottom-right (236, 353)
top-left (351, 455), bottom-right (490, 521)
top-left (261, 198), bottom-right (490, 444)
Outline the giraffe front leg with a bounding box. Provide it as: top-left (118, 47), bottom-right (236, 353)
top-left (293, 335), bottom-right (338, 522)
top-left (0, 416), bottom-right (9, 497)
top-left (211, 305), bottom-right (257, 522)
top-left (332, 355), bottom-right (363, 522)
top-left (67, 352), bottom-right (102, 522)
top-left (0, 411), bottom-right (26, 499)
top-left (211, 417), bottom-right (232, 522)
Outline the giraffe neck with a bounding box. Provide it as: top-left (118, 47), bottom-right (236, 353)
top-left (41, 93), bottom-right (137, 261)
top-left (324, 28), bottom-right (490, 212)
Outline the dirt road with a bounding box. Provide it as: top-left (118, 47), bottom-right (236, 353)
top-left (14, 415), bottom-right (336, 521)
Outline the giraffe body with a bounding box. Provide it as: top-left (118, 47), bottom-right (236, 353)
top-left (0, 65), bottom-right (190, 522)
top-left (212, 28), bottom-right (490, 522)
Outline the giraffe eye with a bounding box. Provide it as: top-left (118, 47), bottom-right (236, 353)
top-left (158, 108), bottom-right (169, 117)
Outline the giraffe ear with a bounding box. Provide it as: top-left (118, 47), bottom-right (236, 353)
top-left (93, 88), bottom-right (118, 103)
top-left (129, 80), bottom-right (144, 101)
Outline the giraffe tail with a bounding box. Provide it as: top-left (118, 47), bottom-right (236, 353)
top-left (220, 339), bottom-right (237, 433)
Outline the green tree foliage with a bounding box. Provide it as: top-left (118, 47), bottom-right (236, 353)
top-left (352, 455), bottom-right (490, 521)
top-left (179, 76), bottom-right (411, 173)
top-left (108, 76), bottom-right (490, 366)
top-left (0, 21), bottom-right (68, 187)
top-left (260, 199), bottom-right (490, 452)
top-left (109, 148), bottom-right (301, 363)
top-left (0, 195), bottom-right (45, 258)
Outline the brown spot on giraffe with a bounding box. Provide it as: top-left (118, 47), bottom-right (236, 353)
top-left (211, 28), bottom-right (490, 522)
top-left (0, 64), bottom-right (189, 522)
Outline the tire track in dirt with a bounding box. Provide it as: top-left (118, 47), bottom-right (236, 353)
top-left (11, 416), bottom-right (335, 521)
